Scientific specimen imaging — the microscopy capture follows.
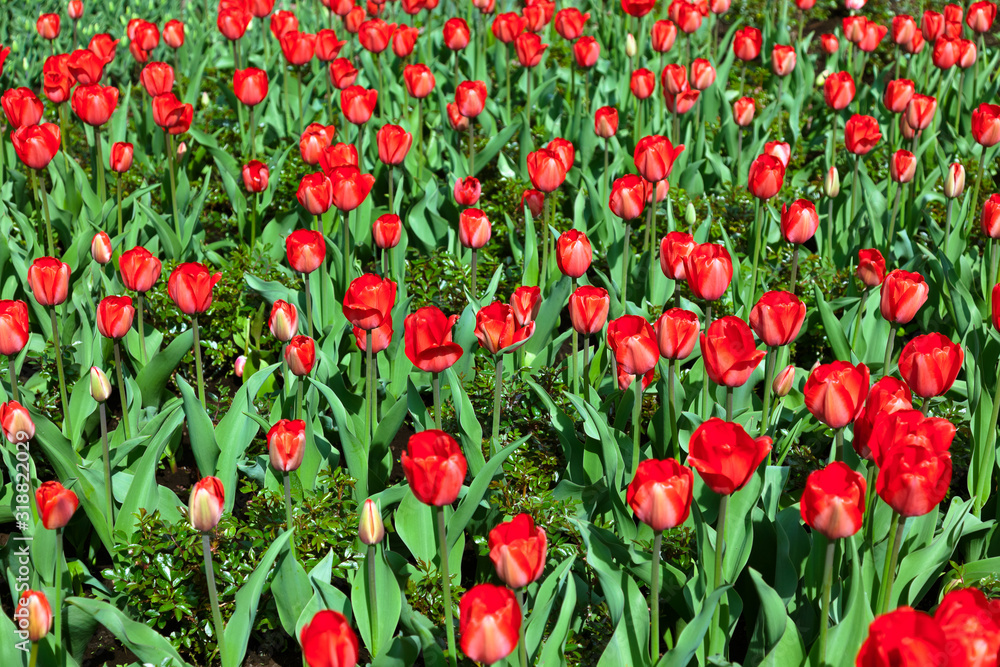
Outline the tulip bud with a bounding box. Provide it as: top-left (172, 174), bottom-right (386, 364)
top-left (815, 69), bottom-right (829, 87)
top-left (189, 477), bottom-right (225, 532)
top-left (201, 91), bottom-right (210, 107)
top-left (773, 365), bottom-right (795, 397)
top-left (358, 498), bottom-right (385, 545)
top-left (824, 166), bottom-right (840, 197)
top-left (685, 202), bottom-right (696, 226)
top-left (944, 163), bottom-right (965, 198)
top-left (15, 591), bottom-right (52, 642)
top-left (625, 33), bottom-right (637, 57)
top-left (91, 231), bottom-right (113, 264)
top-left (235, 355), bottom-right (246, 378)
top-left (89, 366), bottom-right (112, 402)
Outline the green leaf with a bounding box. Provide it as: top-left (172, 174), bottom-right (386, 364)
top-left (351, 546), bottom-right (403, 658)
top-left (447, 436), bottom-right (527, 547)
top-left (654, 585), bottom-right (733, 667)
top-left (136, 329), bottom-right (193, 408)
top-left (67, 597), bottom-right (190, 666)
top-left (813, 285), bottom-right (853, 362)
top-left (177, 375), bottom-right (220, 478)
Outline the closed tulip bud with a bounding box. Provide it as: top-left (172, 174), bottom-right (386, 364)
top-left (91, 231), bottom-right (113, 264)
top-left (358, 498), bottom-right (385, 545)
top-left (845, 114), bottom-right (882, 155)
top-left (890, 150), bottom-right (917, 183)
top-left (966, 2), bottom-right (997, 33)
top-left (655, 308), bottom-right (699, 360)
top-left (97, 295), bottom-right (135, 339)
top-left (880, 269), bottom-right (929, 324)
top-left (625, 33), bottom-right (637, 57)
top-left (268, 300), bottom-right (298, 342)
top-left (659, 231), bottom-right (696, 280)
top-left (700, 316), bottom-right (766, 387)
top-left (11, 123), bottom-right (61, 170)
top-left (188, 476), bottom-right (225, 531)
top-left (905, 94), bottom-right (937, 130)
top-left (233, 67), bottom-right (268, 107)
top-left (609, 174), bottom-right (646, 220)
top-left (733, 96), bottom-right (755, 126)
top-left (568, 285), bottom-right (610, 336)
top-left (773, 365), bottom-right (795, 397)
top-left (772, 44), bottom-right (796, 76)
top-left (163, 20), bottom-right (184, 49)
top-left (475, 302), bottom-right (534, 354)
top-left (594, 106), bottom-right (618, 138)
top-left (690, 59), bottom-right (715, 90)
top-left (459, 208), bottom-right (492, 249)
top-left (764, 141), bottom-right (791, 167)
top-left (300, 610), bottom-right (360, 667)
top-left (119, 246), bottom-right (162, 293)
top-left (516, 32), bottom-right (548, 68)
top-left (286, 229), bottom-right (326, 274)
top-left (981, 194), bottom-right (1000, 238)
top-left (804, 361), bottom-right (870, 429)
top-left (883, 79), bottom-right (915, 114)
top-left (36, 14), bottom-right (61, 40)
top-left (242, 160), bottom-right (269, 193)
top-left (15, 591), bottom-right (52, 642)
top-left (944, 163), bottom-right (965, 198)
top-left (897, 332), bottom-right (963, 399)
top-left (459, 585), bottom-right (522, 665)
top-left (342, 274), bottom-right (396, 331)
top-left (234, 355), bottom-right (245, 378)
top-left (633, 135), bottom-right (684, 184)
top-left (446, 102), bottom-right (469, 131)
top-left (877, 443), bottom-right (951, 517)
top-left (109, 141), bottom-right (133, 173)
top-left (267, 419), bottom-right (306, 472)
top-left (651, 20), bottom-right (677, 53)
top-left (819, 33), bottom-right (839, 54)
top-left (35, 480), bottom-right (79, 529)
top-left (488, 514), bottom-right (547, 588)
top-left (89, 366), bottom-right (112, 402)
top-left (28, 257), bottom-right (71, 307)
top-left (404, 307), bottom-right (463, 372)
top-left (372, 213), bottom-right (402, 250)
top-left (972, 103), bottom-right (1000, 147)
top-left (341, 85), bottom-right (378, 125)
top-left (284, 335), bottom-right (316, 376)
top-left (684, 202), bottom-right (697, 226)
top-left (824, 166), bottom-right (840, 197)
top-left (455, 80), bottom-right (488, 118)
top-left (376, 124), bottom-right (413, 165)
top-left (626, 458), bottom-right (693, 530)
top-left (607, 315), bottom-right (659, 390)
top-left (733, 26), bottom-right (762, 60)
top-left (1, 400), bottom-right (35, 443)
top-left (747, 154), bottom-right (785, 199)
top-left (780, 199), bottom-right (819, 244)
top-left (555, 229), bottom-right (592, 278)
top-left (688, 418), bottom-right (772, 494)
top-left (823, 71), bottom-right (855, 110)
top-left (573, 36), bottom-right (601, 68)
top-left (801, 461), bottom-right (866, 540)
top-left (0, 300), bottom-right (30, 357)
top-left (855, 248), bottom-right (886, 288)
top-left (329, 58), bottom-right (359, 90)
top-left (684, 242), bottom-right (733, 301)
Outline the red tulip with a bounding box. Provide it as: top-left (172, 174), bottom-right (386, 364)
top-left (270, 10), bottom-right (299, 40)
top-left (353, 316), bottom-right (393, 355)
top-left (768, 143), bottom-right (793, 169)
top-left (151, 93), bottom-right (193, 134)
top-left (554, 229), bottom-right (592, 278)
top-left (119, 246), bottom-right (162, 293)
top-left (772, 44), bottom-right (795, 76)
top-left (68, 0), bottom-right (84, 20)
top-left (233, 67), bottom-right (268, 106)
top-left (218, 6), bottom-right (251, 40)
top-left (655, 308), bottom-right (699, 360)
top-left (0, 300), bottom-right (30, 356)
top-left (749, 291), bottom-right (806, 347)
top-left (966, 1), bottom-right (997, 32)
top-left (492, 13), bottom-right (526, 43)
top-left (689, 58), bottom-right (716, 90)
top-left (36, 14), bottom-right (61, 40)
top-left (857, 607), bottom-right (947, 666)
top-left (88, 33), bottom-right (119, 63)
top-left (376, 124), bottom-right (412, 165)
top-left (659, 231), bottom-right (696, 280)
top-left (341, 85), bottom-right (377, 124)
top-left (732, 26), bottom-right (761, 60)
top-left (867, 409), bottom-right (955, 469)
top-left (488, 514), bottom-right (547, 588)
top-left (447, 102), bottom-right (470, 131)
top-left (972, 103), bottom-right (1000, 146)
top-left (108, 141), bottom-right (134, 173)
top-left (1, 400), bottom-right (35, 443)
top-left (857, 249), bottom-right (887, 287)
top-left (621, 0), bottom-right (656, 16)
top-left (280, 30), bottom-right (316, 65)
top-left (402, 429), bottom-right (467, 506)
top-left (883, 78), bottom-right (914, 114)
top-left (267, 419), bottom-right (306, 472)
top-left (933, 36), bottom-right (960, 69)
top-left (733, 96), bottom-right (755, 127)
top-left (573, 36), bottom-right (600, 68)
top-left (475, 302), bottom-right (534, 354)
top-left (701, 316), bottom-right (765, 387)
top-left (627, 458), bottom-right (693, 530)
top-left (130, 19), bottom-right (159, 51)
top-left (684, 243), bottom-right (732, 301)
top-left (344, 7), bottom-right (365, 33)
top-left (633, 135), bottom-right (684, 183)
top-left (607, 315), bottom-right (660, 390)
top-left (372, 214), bottom-right (402, 250)
top-left (342, 274), bottom-right (396, 331)
top-left (358, 18), bottom-right (396, 53)
top-left (269, 300), bottom-right (299, 341)
top-left (897, 333), bottom-right (963, 399)
top-left (935, 587), bottom-right (1000, 666)
top-left (300, 610), bottom-right (359, 667)
top-left (877, 441), bottom-right (951, 517)
top-left (527, 148), bottom-right (567, 193)
top-left (296, 173), bottom-right (333, 215)
top-left (320, 143), bottom-right (358, 172)
top-left (823, 71), bottom-right (855, 110)
top-left (853, 376), bottom-right (913, 460)
top-left (608, 174), bottom-right (646, 220)
top-left (982, 194), bottom-right (1000, 238)
top-left (801, 461), bottom-right (866, 539)
top-left (42, 59), bottom-right (73, 104)
top-left (404, 307), bottom-right (463, 372)
top-left (163, 20), bottom-right (185, 49)
top-left (778, 199), bottom-right (819, 244)
top-left (242, 160), bottom-right (269, 193)
top-left (888, 150), bottom-right (917, 184)
top-left (67, 49), bottom-right (105, 86)
top-left (747, 154), bottom-right (785, 199)
top-left (568, 285), bottom-right (610, 336)
top-left (329, 58), bottom-right (359, 90)
top-left (630, 68), bottom-right (656, 99)
top-left (1, 89), bottom-right (44, 129)
top-left (403, 63), bottom-right (435, 98)
top-left (35, 481), bottom-right (78, 529)
top-left (688, 418), bottom-right (772, 494)
top-left (880, 269), bottom-right (929, 324)
top-left (904, 30), bottom-right (925, 54)
top-left (892, 15), bottom-right (917, 44)
top-left (511, 287), bottom-right (541, 328)
top-left (97, 295), bottom-right (135, 339)
top-left (459, 584), bottom-right (522, 665)
top-left (453, 176), bottom-right (481, 206)
top-left (905, 94), bottom-right (937, 131)
top-left (844, 114), bottom-right (881, 155)
top-left (28, 257), bottom-right (70, 306)
top-left (187, 477), bottom-right (225, 532)
top-left (284, 335), bottom-right (316, 376)
top-left (804, 361), bottom-right (870, 429)
top-left (139, 61), bottom-right (174, 97)
top-left (71, 83), bottom-right (119, 127)
top-left (459, 208), bottom-right (491, 249)
top-left (820, 33), bottom-right (839, 53)
top-left (167, 263), bottom-right (221, 315)
top-left (858, 21), bottom-right (888, 52)
top-left (315, 29), bottom-right (346, 61)
top-left (328, 166), bottom-right (375, 212)
top-left (15, 590), bottom-right (52, 642)
top-left (455, 80), bottom-right (488, 118)
top-left (286, 229), bottom-right (326, 274)
top-left (521, 189), bottom-right (545, 218)
top-left (555, 8), bottom-right (589, 40)
top-left (443, 18), bottom-right (470, 50)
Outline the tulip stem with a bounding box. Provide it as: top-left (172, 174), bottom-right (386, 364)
top-left (436, 506), bottom-right (459, 667)
top-left (526, 69), bottom-right (533, 135)
top-left (621, 223), bottom-right (631, 311)
top-left (53, 528), bottom-right (63, 648)
top-left (826, 197), bottom-right (834, 260)
top-left (667, 361), bottom-right (679, 460)
top-left (95, 126), bottom-right (106, 204)
top-left (250, 194), bottom-right (258, 252)
top-left (283, 471), bottom-right (293, 530)
top-left (202, 533), bottom-right (229, 666)
top-left (8, 356), bottom-right (19, 402)
top-left (818, 538), bottom-right (835, 667)
top-left (515, 589), bottom-right (529, 667)
top-left (832, 427), bottom-right (844, 464)
top-left (883, 326), bottom-right (896, 377)
top-left (954, 71), bottom-right (964, 136)
top-left (969, 150), bottom-right (987, 238)
top-left (416, 99), bottom-right (423, 181)
top-left (112, 340), bottom-right (131, 438)
top-left (878, 512), bottom-right (904, 615)
top-left (632, 375), bottom-right (642, 480)
top-left (505, 49), bottom-right (512, 121)
top-left (491, 357), bottom-right (503, 456)
top-left (248, 106), bottom-right (256, 161)
top-left (367, 544), bottom-right (379, 654)
top-left (582, 335), bottom-right (590, 390)
top-left (725, 386), bottom-right (733, 422)
top-left (296, 380), bottom-right (303, 421)
top-left (702, 303), bottom-right (712, 420)
top-left (760, 348), bottom-right (775, 438)
top-left (735, 129), bottom-right (743, 187)
top-left (788, 246), bottom-right (799, 295)
top-left (28, 642), bottom-right (37, 667)
top-left (304, 273), bottom-right (314, 338)
top-left (388, 166), bottom-right (394, 215)
top-left (851, 289), bottom-right (867, 352)
top-left (32, 171), bottom-right (56, 256)
top-left (710, 495), bottom-right (728, 652)
top-left (100, 403), bottom-right (114, 528)
top-left (296, 69), bottom-right (303, 137)
top-left (166, 134), bottom-right (180, 239)
top-left (572, 328), bottom-right (579, 396)
top-left (136, 293), bottom-right (148, 364)
top-left (468, 121), bottom-right (475, 177)
top-left (344, 208), bottom-right (353, 288)
top-left (887, 184), bottom-right (901, 255)
top-left (48, 309), bottom-right (71, 434)
top-left (749, 200), bottom-right (762, 307)
top-left (541, 196), bottom-right (551, 289)
top-left (471, 249), bottom-right (478, 297)
top-left (976, 362), bottom-right (1000, 515)
top-left (650, 530), bottom-right (663, 663)
top-left (432, 372), bottom-right (442, 429)
top-left (366, 331), bottom-right (374, 448)
top-left (116, 173), bottom-right (123, 236)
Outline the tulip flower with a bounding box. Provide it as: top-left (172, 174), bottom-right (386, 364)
top-left (879, 269), bottom-right (929, 372)
top-left (935, 588), bottom-right (1000, 666)
top-left (28, 257), bottom-right (74, 431)
top-left (285, 336), bottom-right (316, 381)
top-left (1, 400), bottom-right (34, 444)
top-left (188, 476), bottom-right (231, 661)
top-left (780, 200), bottom-right (819, 288)
top-left (267, 418), bottom-right (305, 523)
top-left (372, 214), bottom-right (402, 274)
top-left (700, 315), bottom-right (766, 416)
top-left (488, 514), bottom-right (547, 590)
top-left (853, 377), bottom-right (913, 461)
top-left (300, 610), bottom-right (360, 667)
top-left (0, 300), bottom-right (29, 402)
top-left (11, 123), bottom-right (60, 252)
top-left (459, 584), bottom-right (522, 665)
top-left (15, 590), bottom-right (52, 644)
top-left (358, 498), bottom-right (385, 546)
top-left (404, 307), bottom-right (463, 427)
top-left (96, 295), bottom-right (135, 340)
top-left (567, 285), bottom-right (610, 391)
top-left (167, 263), bottom-right (221, 408)
top-left (684, 242), bottom-right (733, 305)
top-left (34, 479), bottom-right (78, 649)
top-left (344, 273), bottom-right (396, 443)
top-left (897, 333), bottom-right (963, 404)
top-left (2, 89), bottom-right (43, 129)
top-left (268, 300), bottom-right (299, 344)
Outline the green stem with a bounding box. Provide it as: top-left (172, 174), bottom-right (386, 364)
top-left (668, 361), bottom-right (679, 460)
top-left (632, 375), bottom-right (643, 479)
top-left (304, 272), bottom-right (314, 338)
top-left (818, 539), bottom-right (836, 666)
top-left (851, 157), bottom-right (859, 229)
top-left (702, 303), bottom-right (713, 420)
top-left (468, 120), bottom-right (475, 176)
top-left (621, 223), bottom-right (631, 311)
top-left (650, 530), bottom-right (663, 662)
top-left (832, 427), bottom-right (844, 463)
top-left (516, 589), bottom-right (529, 667)
top-left (367, 331), bottom-right (376, 447)
top-left (296, 68), bottom-right (303, 137)
top-left (977, 361), bottom-right (1000, 514)
top-left (113, 340), bottom-right (130, 438)
top-left (760, 348), bottom-right (775, 437)
top-left (541, 196), bottom-right (550, 288)
top-left (192, 316), bottom-right (206, 408)
top-left (710, 495), bottom-right (729, 650)
top-left (878, 513), bottom-right (904, 615)
top-left (749, 200), bottom-right (762, 306)
top-left (572, 328), bottom-right (579, 397)
top-left (8, 356), bottom-right (19, 402)
top-left (491, 357), bottom-right (503, 455)
top-left (167, 134), bottom-right (180, 238)
top-left (343, 205), bottom-right (353, 288)
top-left (433, 372), bottom-right (442, 429)
top-left (95, 125), bottom-right (106, 204)
top-left (526, 69), bottom-right (532, 134)
top-left (368, 544), bottom-right (379, 654)
top-left (436, 506), bottom-right (458, 667)
top-left (969, 150), bottom-right (987, 236)
top-left (116, 173), bottom-right (123, 236)
top-left (250, 194), bottom-right (257, 251)
top-left (826, 197), bottom-right (834, 260)
top-left (851, 290), bottom-right (867, 352)
top-left (249, 106), bottom-right (256, 161)
top-left (416, 99), bottom-right (423, 181)
top-left (137, 293), bottom-right (148, 364)
top-left (29, 641), bottom-right (38, 667)
top-left (726, 386), bottom-right (733, 421)
top-left (887, 185), bottom-right (901, 255)
top-left (883, 326), bottom-right (896, 377)
top-left (100, 403), bottom-right (114, 527)
top-left (789, 246), bottom-right (800, 295)
top-left (954, 71), bottom-right (964, 136)
top-left (50, 309), bottom-right (70, 433)
top-left (283, 472), bottom-right (293, 529)
top-left (471, 249), bottom-right (478, 297)
top-left (296, 380), bottom-right (304, 421)
top-left (53, 529), bottom-right (63, 648)
top-left (202, 533), bottom-right (229, 666)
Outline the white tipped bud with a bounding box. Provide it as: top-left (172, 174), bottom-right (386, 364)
top-left (359, 499), bottom-right (385, 546)
top-left (89, 366), bottom-right (112, 402)
top-left (626, 34), bottom-right (637, 58)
